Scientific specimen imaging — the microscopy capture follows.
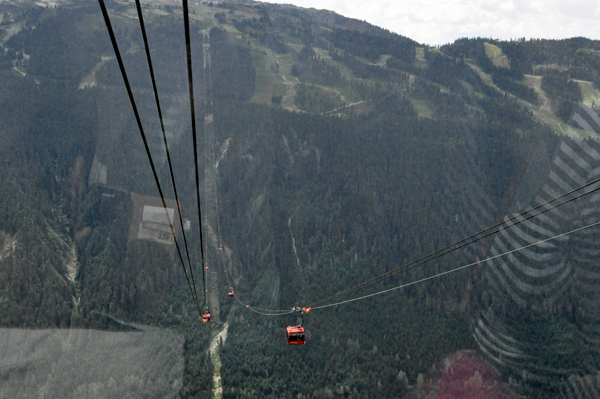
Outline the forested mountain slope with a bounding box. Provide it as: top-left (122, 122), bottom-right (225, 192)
top-left (1, 1), bottom-right (600, 398)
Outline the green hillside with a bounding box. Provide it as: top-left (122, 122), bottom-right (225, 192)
top-left (1, 1), bottom-right (600, 398)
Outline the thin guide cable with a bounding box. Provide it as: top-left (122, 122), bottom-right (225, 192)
top-left (308, 178), bottom-right (600, 308)
top-left (311, 219), bottom-right (600, 310)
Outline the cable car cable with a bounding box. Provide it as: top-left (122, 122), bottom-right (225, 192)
top-left (240, 216), bottom-right (600, 315)
top-left (201, 29), bottom-right (221, 304)
top-left (197, 28), bottom-right (278, 316)
top-left (241, 305), bottom-right (296, 317)
top-left (182, 0), bottom-right (209, 310)
top-left (310, 218), bottom-right (600, 310)
top-left (234, 176), bottom-right (600, 315)
top-left (97, 0), bottom-right (202, 315)
top-left (307, 178), bottom-right (600, 308)
top-left (203, 30), bottom-right (226, 287)
top-left (236, 181), bottom-right (600, 316)
top-left (200, 30), bottom-right (257, 313)
top-left (132, 0), bottom-right (201, 310)
top-left (233, 295), bottom-right (295, 314)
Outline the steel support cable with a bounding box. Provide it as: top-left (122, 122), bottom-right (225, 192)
top-left (310, 219), bottom-right (600, 310)
top-left (202, 31), bottom-right (210, 301)
top-left (241, 305), bottom-right (296, 316)
top-left (202, 31), bottom-right (230, 291)
top-left (97, 0), bottom-right (202, 315)
top-left (309, 181), bottom-right (600, 307)
top-left (203, 37), bottom-right (239, 304)
top-left (236, 294), bottom-right (296, 316)
top-left (238, 216), bottom-right (600, 316)
top-left (133, 0), bottom-right (200, 310)
top-left (203, 31), bottom-right (224, 285)
top-left (198, 29), bottom-right (289, 316)
top-left (182, 0), bottom-right (208, 309)
top-left (201, 30), bottom-right (235, 302)
top-left (234, 174), bottom-right (600, 315)
top-left (201, 29), bottom-right (233, 312)
top-left (308, 177), bottom-right (600, 308)
top-left (201, 30), bottom-right (216, 308)
top-left (234, 294), bottom-right (294, 313)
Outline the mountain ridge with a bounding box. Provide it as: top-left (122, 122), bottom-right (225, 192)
top-left (1, 1), bottom-right (600, 398)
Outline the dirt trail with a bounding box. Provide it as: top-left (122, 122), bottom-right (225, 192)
top-left (1, 24), bottom-right (22, 45)
top-left (288, 216), bottom-right (301, 269)
top-left (79, 56), bottom-right (113, 89)
top-left (210, 322), bottom-right (229, 399)
top-left (524, 75), bottom-right (550, 113)
top-left (275, 55), bottom-right (303, 112)
top-left (323, 100), bottom-right (367, 115)
top-left (470, 66), bottom-right (584, 137)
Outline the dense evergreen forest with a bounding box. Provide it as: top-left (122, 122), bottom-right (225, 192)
top-left (1, 1), bottom-right (600, 398)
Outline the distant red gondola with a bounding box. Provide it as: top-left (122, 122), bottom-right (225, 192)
top-left (204, 266), bottom-right (209, 271)
top-left (286, 326), bottom-right (305, 345)
top-left (228, 291), bottom-right (234, 298)
top-left (202, 313), bottom-right (211, 323)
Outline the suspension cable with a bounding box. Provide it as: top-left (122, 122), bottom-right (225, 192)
top-left (232, 173), bottom-right (600, 315)
top-left (196, 27), bottom-right (285, 317)
top-left (236, 213), bottom-right (600, 316)
top-left (97, 0), bottom-right (202, 315)
top-left (201, 30), bottom-right (233, 301)
top-left (307, 177), bottom-right (600, 308)
top-left (201, 30), bottom-right (224, 292)
top-left (310, 219), bottom-right (600, 310)
top-left (241, 304), bottom-right (296, 317)
top-left (182, 0), bottom-right (208, 310)
top-left (201, 29), bottom-right (216, 313)
top-left (132, 0), bottom-right (201, 311)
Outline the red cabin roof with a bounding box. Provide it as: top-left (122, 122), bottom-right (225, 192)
top-left (286, 326), bottom-right (305, 345)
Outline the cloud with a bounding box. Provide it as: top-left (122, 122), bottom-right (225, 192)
top-left (265, 0), bottom-right (600, 45)
top-left (556, 0), bottom-right (599, 19)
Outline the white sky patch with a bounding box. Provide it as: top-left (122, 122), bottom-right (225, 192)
top-left (265, 0), bottom-right (600, 45)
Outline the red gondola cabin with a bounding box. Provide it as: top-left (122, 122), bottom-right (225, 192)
top-left (286, 326), bottom-right (305, 345)
top-left (202, 313), bottom-right (211, 323)
top-left (228, 291), bottom-right (234, 298)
